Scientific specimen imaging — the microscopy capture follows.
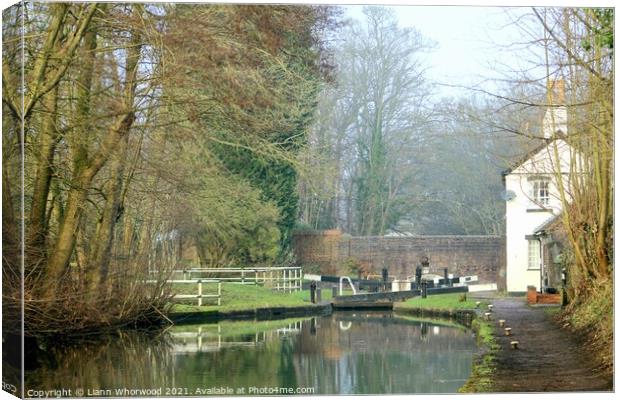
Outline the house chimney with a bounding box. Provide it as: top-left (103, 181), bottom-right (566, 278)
top-left (543, 79), bottom-right (567, 138)
top-left (546, 79), bottom-right (565, 105)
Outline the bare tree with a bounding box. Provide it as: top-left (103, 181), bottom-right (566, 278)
top-left (299, 6), bottom-right (433, 235)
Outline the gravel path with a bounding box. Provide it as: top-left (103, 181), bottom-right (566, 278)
top-left (472, 295), bottom-right (612, 392)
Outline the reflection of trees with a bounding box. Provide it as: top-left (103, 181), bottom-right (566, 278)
top-left (2, 336), bottom-right (22, 396)
top-left (166, 319), bottom-right (305, 389)
top-left (291, 313), bottom-right (477, 394)
top-left (25, 331), bottom-right (175, 391)
top-left (172, 339), bottom-right (283, 389)
top-left (277, 339), bottom-right (298, 388)
top-left (23, 313), bottom-right (476, 395)
top-left (420, 322), bottom-right (429, 340)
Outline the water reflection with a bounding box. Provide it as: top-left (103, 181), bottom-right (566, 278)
top-left (25, 312), bottom-right (477, 395)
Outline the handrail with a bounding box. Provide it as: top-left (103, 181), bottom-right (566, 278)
top-left (339, 276), bottom-right (357, 295)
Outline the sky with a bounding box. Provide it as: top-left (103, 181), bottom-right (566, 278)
top-left (329, 0), bottom-right (615, 100)
top-left (345, 5), bottom-right (536, 99)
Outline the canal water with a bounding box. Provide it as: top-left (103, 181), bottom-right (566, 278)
top-left (24, 311), bottom-right (478, 395)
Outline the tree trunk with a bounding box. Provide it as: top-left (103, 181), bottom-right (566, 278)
top-left (26, 86), bottom-right (60, 264)
top-left (87, 134), bottom-right (129, 291)
top-left (2, 162), bottom-right (19, 272)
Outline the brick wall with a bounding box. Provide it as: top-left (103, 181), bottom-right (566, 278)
top-left (292, 230), bottom-right (506, 289)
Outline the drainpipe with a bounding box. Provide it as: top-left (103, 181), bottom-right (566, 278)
top-left (539, 238), bottom-right (544, 293)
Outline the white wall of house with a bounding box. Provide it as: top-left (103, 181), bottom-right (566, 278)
top-left (505, 140), bottom-right (576, 292)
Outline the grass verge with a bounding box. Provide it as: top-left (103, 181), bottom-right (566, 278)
top-left (169, 283), bottom-right (323, 313)
top-left (560, 280), bottom-right (613, 374)
top-left (458, 317), bottom-right (499, 393)
top-left (395, 293), bottom-right (488, 311)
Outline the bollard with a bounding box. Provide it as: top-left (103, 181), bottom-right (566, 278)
top-left (332, 286), bottom-right (338, 298)
top-left (421, 282), bottom-right (427, 298)
top-left (444, 268), bottom-right (448, 286)
top-left (415, 265), bottom-right (422, 290)
top-left (310, 281), bottom-right (317, 304)
top-left (499, 319), bottom-right (506, 327)
top-left (488, 304), bottom-right (494, 312)
top-left (316, 287), bottom-right (322, 303)
top-left (504, 327), bottom-right (512, 336)
top-left (475, 301), bottom-right (481, 308)
top-left (484, 312), bottom-right (491, 320)
top-left (510, 341), bottom-right (519, 349)
top-left (382, 267), bottom-right (389, 292)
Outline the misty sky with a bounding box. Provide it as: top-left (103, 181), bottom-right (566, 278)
top-left (346, 5), bottom-right (544, 99)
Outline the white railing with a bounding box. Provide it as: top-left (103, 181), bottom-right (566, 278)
top-left (339, 276), bottom-right (357, 295)
top-left (275, 320), bottom-right (303, 335)
top-left (170, 326), bottom-right (267, 353)
top-left (150, 266), bottom-right (303, 292)
top-left (147, 279), bottom-right (221, 306)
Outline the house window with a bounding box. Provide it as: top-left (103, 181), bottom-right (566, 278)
top-left (529, 178), bottom-right (550, 206)
top-left (528, 240), bottom-right (541, 270)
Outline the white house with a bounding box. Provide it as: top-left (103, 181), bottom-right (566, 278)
top-left (503, 81), bottom-right (579, 293)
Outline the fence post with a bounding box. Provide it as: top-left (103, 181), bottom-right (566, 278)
top-left (217, 281), bottom-right (221, 306)
top-left (310, 281), bottom-right (317, 303)
top-left (198, 280), bottom-right (203, 306)
top-left (255, 270), bottom-right (258, 285)
top-left (242, 269), bottom-right (245, 285)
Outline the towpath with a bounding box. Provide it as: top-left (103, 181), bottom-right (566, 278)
top-left (470, 294), bottom-right (612, 392)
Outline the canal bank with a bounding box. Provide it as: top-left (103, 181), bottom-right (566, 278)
top-left (167, 286), bottom-right (476, 325)
top-left (169, 303), bottom-right (332, 324)
top-left (166, 283), bottom-right (335, 323)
